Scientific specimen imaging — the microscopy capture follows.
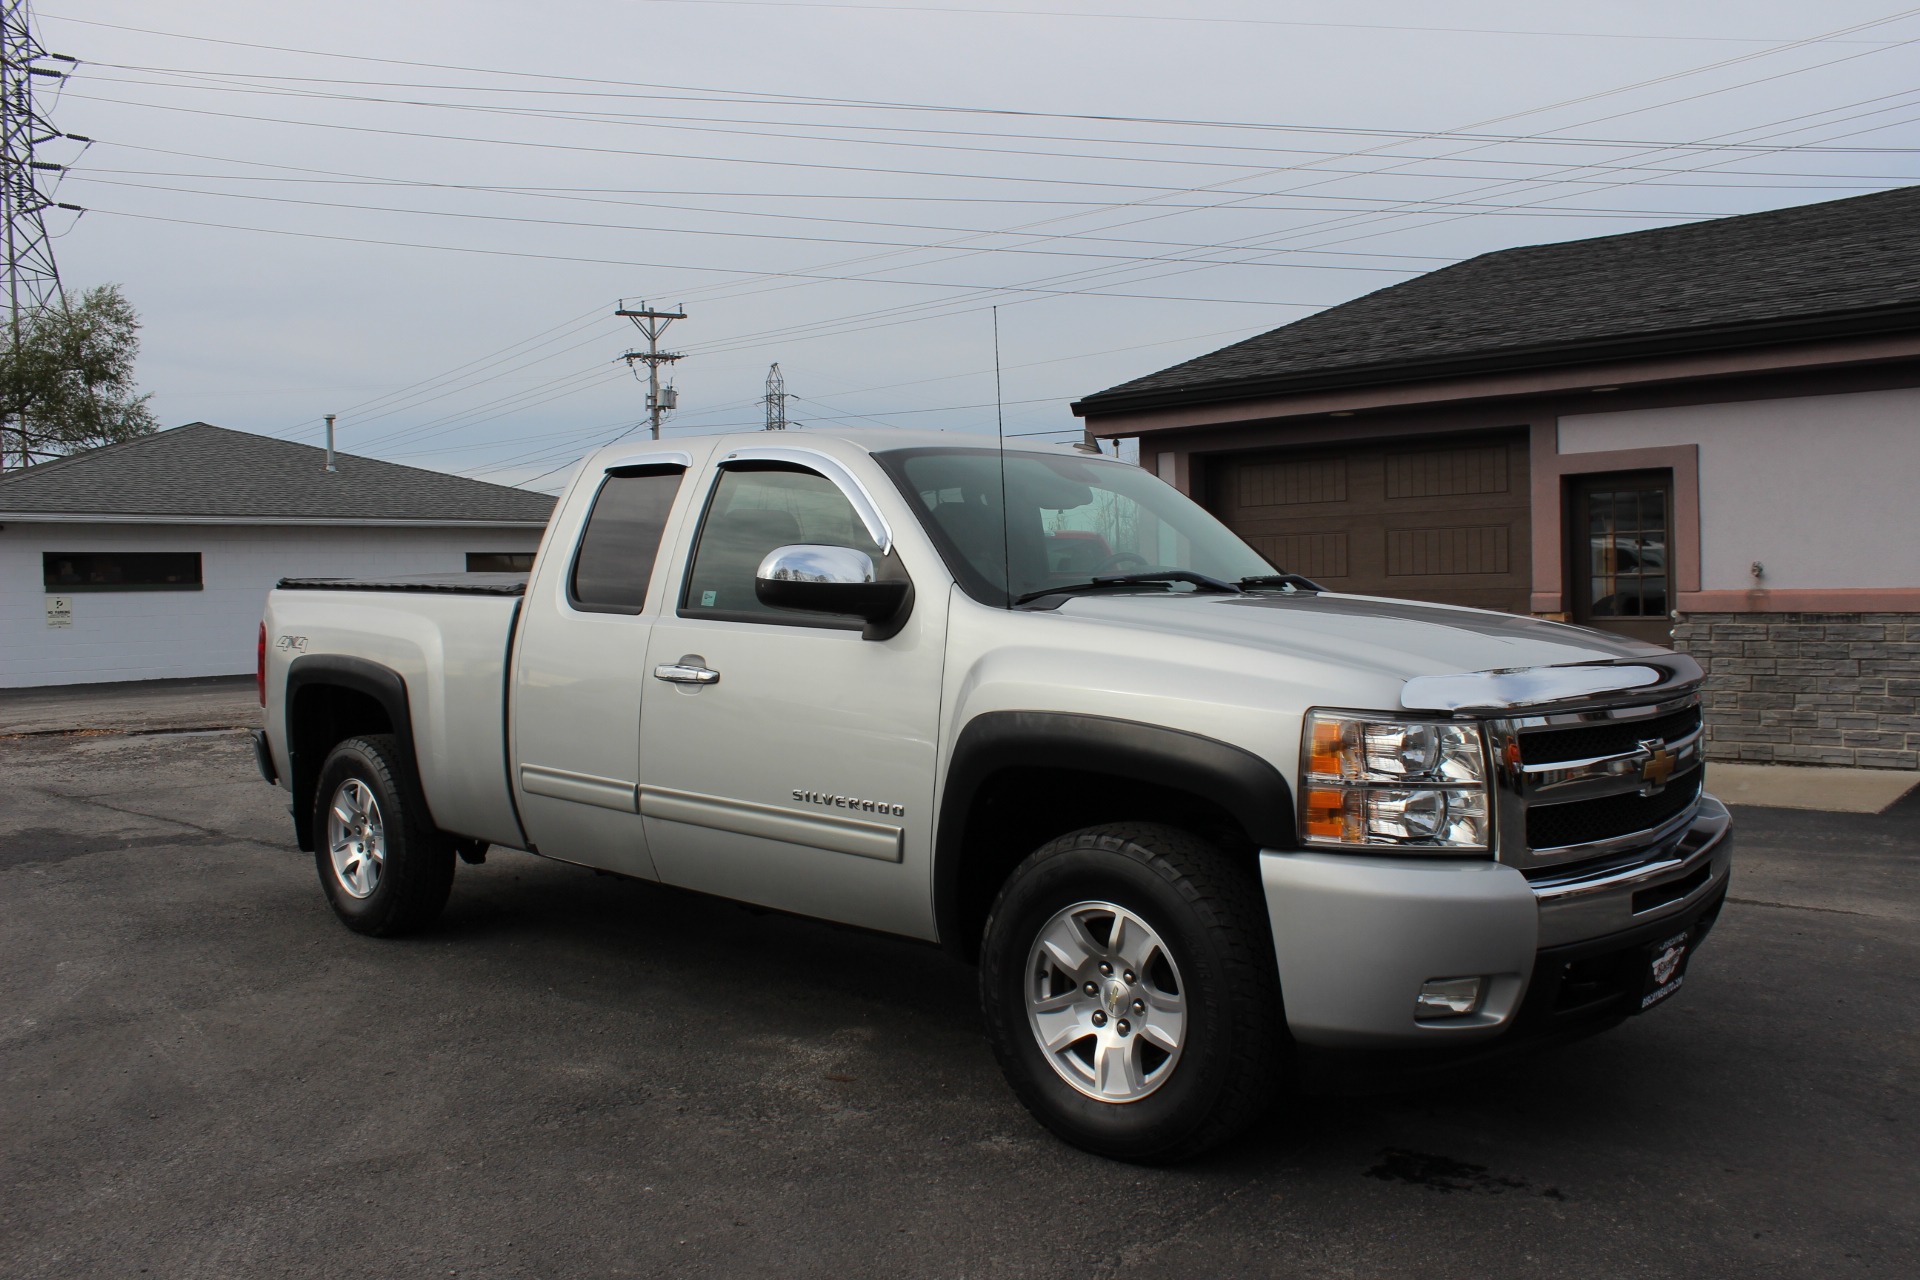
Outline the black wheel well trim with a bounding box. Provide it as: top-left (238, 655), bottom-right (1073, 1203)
top-left (285, 655), bottom-right (420, 851)
top-left (932, 710), bottom-right (1295, 955)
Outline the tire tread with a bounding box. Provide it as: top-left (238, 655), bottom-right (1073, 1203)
top-left (315, 734), bottom-right (455, 937)
top-left (980, 822), bottom-right (1284, 1163)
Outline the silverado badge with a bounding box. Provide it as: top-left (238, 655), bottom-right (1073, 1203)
top-left (792, 789), bottom-right (906, 818)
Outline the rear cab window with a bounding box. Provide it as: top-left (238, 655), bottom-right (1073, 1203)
top-left (568, 466), bottom-right (686, 614)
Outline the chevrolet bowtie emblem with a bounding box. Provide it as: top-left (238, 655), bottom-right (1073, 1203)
top-left (1638, 739), bottom-right (1677, 794)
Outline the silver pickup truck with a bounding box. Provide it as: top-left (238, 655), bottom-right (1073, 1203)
top-left (255, 430), bottom-right (1731, 1162)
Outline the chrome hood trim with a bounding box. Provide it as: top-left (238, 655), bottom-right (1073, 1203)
top-left (1401, 656), bottom-right (1704, 714)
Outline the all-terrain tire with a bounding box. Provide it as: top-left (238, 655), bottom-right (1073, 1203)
top-left (312, 734), bottom-right (455, 937)
top-left (979, 822), bottom-right (1286, 1163)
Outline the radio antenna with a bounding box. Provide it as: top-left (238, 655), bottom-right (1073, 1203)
top-left (993, 306), bottom-right (1011, 608)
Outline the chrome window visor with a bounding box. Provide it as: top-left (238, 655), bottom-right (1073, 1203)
top-left (1401, 657), bottom-right (1702, 714)
top-left (596, 448), bottom-right (693, 471)
top-left (720, 445), bottom-right (894, 555)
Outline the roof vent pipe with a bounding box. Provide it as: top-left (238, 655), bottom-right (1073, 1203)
top-left (324, 414), bottom-right (337, 472)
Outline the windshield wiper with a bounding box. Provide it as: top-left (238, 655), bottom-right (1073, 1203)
top-left (1014, 570), bottom-right (1245, 607)
top-left (1238, 573), bottom-right (1325, 593)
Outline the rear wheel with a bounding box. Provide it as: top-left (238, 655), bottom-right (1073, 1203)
top-left (312, 735), bottom-right (455, 937)
top-left (979, 823), bottom-right (1285, 1163)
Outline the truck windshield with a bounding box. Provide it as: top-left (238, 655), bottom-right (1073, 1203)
top-left (874, 446), bottom-right (1275, 607)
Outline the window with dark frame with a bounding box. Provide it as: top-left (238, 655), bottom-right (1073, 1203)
top-left (568, 467), bottom-right (684, 614)
top-left (42, 551), bottom-right (203, 592)
top-left (1569, 471), bottom-right (1672, 642)
top-left (466, 552), bottom-right (535, 572)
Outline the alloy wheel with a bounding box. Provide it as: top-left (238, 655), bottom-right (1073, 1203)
top-left (1024, 900), bottom-right (1187, 1102)
top-left (326, 778), bottom-right (386, 899)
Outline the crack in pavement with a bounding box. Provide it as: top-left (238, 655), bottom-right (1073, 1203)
top-left (1728, 895), bottom-right (1874, 918)
top-left (13, 784), bottom-right (288, 855)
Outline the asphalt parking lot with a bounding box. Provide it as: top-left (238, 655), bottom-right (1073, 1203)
top-left (2, 695), bottom-right (1916, 1278)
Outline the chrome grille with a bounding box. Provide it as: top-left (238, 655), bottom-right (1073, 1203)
top-left (1525, 772), bottom-right (1703, 851)
top-left (1490, 692), bottom-right (1706, 870)
top-left (1518, 705), bottom-right (1702, 767)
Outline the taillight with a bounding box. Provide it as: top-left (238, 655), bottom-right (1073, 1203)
top-left (257, 621), bottom-right (268, 706)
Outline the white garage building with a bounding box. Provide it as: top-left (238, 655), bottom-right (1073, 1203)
top-left (0, 423), bottom-right (553, 688)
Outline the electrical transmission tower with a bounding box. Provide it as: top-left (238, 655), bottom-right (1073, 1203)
top-left (763, 363), bottom-right (788, 431)
top-left (2, 0), bottom-right (78, 469)
top-left (614, 300), bottom-right (685, 440)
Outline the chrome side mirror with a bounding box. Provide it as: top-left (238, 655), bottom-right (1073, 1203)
top-left (755, 544), bottom-right (912, 639)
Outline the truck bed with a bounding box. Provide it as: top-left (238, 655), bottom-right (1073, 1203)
top-left (263, 579), bottom-right (528, 850)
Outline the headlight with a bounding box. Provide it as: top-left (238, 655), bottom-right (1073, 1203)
top-left (1300, 710), bottom-right (1492, 852)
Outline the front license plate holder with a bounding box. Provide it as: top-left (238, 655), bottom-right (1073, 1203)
top-left (1637, 926), bottom-right (1694, 1012)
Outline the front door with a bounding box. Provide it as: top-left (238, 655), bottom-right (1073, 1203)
top-left (1569, 471), bottom-right (1673, 644)
top-left (636, 457), bottom-right (946, 940)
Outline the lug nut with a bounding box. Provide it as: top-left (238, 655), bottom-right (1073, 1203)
top-left (1099, 962), bottom-right (1113, 976)
top-left (1123, 970), bottom-right (1135, 984)
top-left (1116, 1019), bottom-right (1131, 1036)
top-left (1084, 982), bottom-right (1098, 996)
top-left (1132, 999), bottom-right (1145, 1014)
top-left (1091, 1010), bottom-right (1107, 1027)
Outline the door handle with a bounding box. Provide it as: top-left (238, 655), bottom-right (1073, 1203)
top-left (654, 659), bottom-right (719, 685)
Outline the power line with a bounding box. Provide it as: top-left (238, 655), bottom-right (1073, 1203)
top-left (67, 173), bottom-right (1751, 261)
top-left (77, 204), bottom-right (1336, 307)
top-left (625, 0), bottom-right (1914, 45)
top-left (40, 12), bottom-right (1920, 136)
top-left (80, 63), bottom-right (1920, 159)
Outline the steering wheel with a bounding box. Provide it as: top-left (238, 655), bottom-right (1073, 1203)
top-left (1092, 551), bottom-right (1151, 575)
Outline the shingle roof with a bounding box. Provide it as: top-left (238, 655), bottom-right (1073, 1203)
top-left (0, 423), bottom-right (554, 523)
top-left (1075, 184), bottom-right (1920, 416)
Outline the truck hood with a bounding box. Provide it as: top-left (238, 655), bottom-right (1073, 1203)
top-left (1053, 590), bottom-right (1669, 685)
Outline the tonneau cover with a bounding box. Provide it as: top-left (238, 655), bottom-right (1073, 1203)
top-left (276, 572), bottom-right (528, 596)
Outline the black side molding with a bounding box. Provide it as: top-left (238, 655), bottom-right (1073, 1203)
top-left (933, 710), bottom-right (1294, 949)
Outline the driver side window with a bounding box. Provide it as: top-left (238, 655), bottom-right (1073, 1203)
top-left (681, 465), bottom-right (881, 623)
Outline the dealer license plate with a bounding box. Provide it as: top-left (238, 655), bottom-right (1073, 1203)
top-left (1638, 927), bottom-right (1693, 1011)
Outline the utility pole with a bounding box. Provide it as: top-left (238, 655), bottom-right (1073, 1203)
top-left (1, 0), bottom-right (78, 470)
top-left (762, 362), bottom-right (788, 431)
top-left (614, 300), bottom-right (685, 440)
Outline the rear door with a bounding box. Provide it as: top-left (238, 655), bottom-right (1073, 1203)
top-left (510, 457), bottom-right (698, 876)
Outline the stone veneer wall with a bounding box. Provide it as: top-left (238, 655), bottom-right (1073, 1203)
top-left (1670, 613), bottom-right (1920, 770)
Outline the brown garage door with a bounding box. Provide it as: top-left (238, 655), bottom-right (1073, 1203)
top-left (1206, 432), bottom-right (1532, 614)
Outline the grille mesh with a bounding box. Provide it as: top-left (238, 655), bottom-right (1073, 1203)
top-left (1527, 771), bottom-right (1702, 850)
top-left (1519, 705), bottom-right (1701, 766)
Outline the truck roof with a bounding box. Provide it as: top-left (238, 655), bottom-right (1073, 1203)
top-left (581, 428), bottom-right (1097, 474)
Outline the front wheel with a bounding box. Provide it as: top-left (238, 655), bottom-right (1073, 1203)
top-left (312, 735), bottom-right (455, 937)
top-left (979, 823), bottom-right (1286, 1163)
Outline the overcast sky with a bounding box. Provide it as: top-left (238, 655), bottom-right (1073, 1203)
top-left (32, 0), bottom-right (1920, 489)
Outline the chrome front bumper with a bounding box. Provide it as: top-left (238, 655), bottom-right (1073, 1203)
top-left (1259, 795), bottom-right (1733, 1048)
